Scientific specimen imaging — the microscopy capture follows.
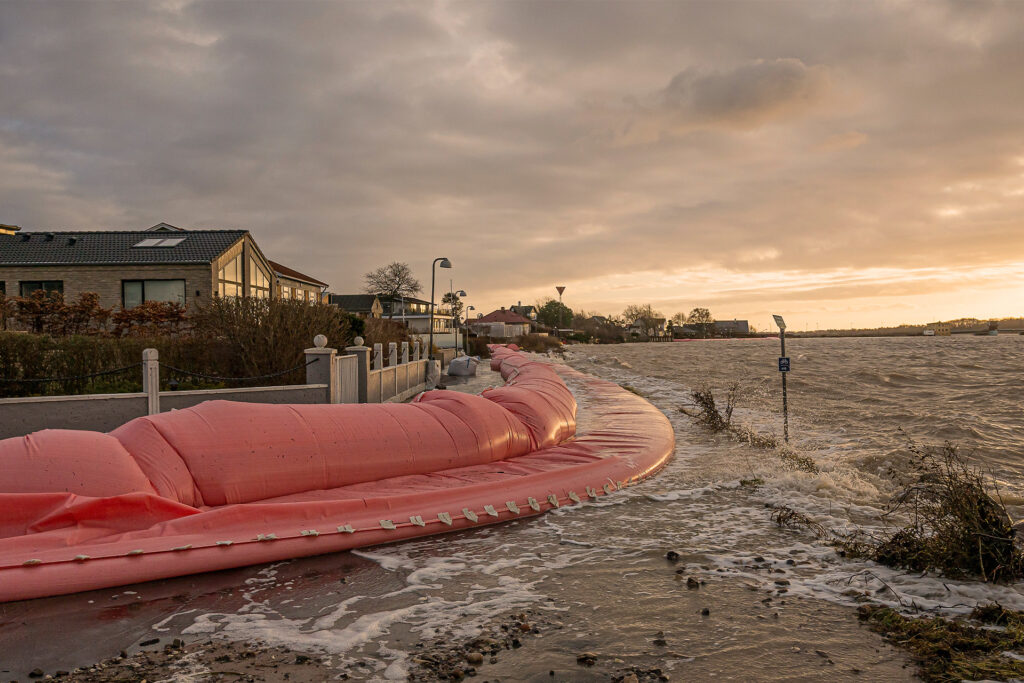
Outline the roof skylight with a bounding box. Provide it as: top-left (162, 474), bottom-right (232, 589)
top-left (133, 237), bottom-right (185, 248)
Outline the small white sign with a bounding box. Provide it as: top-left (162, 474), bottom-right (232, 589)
top-left (773, 315), bottom-right (787, 330)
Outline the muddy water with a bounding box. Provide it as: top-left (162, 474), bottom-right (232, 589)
top-left (6, 338), bottom-right (1020, 680)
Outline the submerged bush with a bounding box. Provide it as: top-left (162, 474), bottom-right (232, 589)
top-left (679, 383), bottom-right (818, 473)
top-left (839, 441), bottom-right (1024, 582)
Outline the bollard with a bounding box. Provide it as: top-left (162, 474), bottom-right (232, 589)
top-left (304, 335), bottom-right (338, 403)
top-left (345, 336), bottom-right (370, 403)
top-left (142, 348), bottom-right (160, 415)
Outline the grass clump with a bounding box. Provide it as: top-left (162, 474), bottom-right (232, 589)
top-left (770, 505), bottom-right (826, 537)
top-left (859, 603), bottom-right (1024, 682)
top-left (837, 441), bottom-right (1024, 582)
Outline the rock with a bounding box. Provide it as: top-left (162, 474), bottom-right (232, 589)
top-left (577, 652), bottom-right (598, 666)
top-left (653, 638), bottom-right (667, 646)
top-left (511, 638), bottom-right (521, 649)
top-left (753, 556), bottom-right (765, 563)
top-left (140, 638), bottom-right (159, 647)
top-left (623, 675), bottom-right (640, 683)
top-left (666, 551), bottom-right (680, 561)
top-left (686, 577), bottom-right (700, 590)
top-left (295, 654), bottom-right (311, 664)
top-left (774, 579), bottom-right (790, 586)
top-left (490, 657), bottom-right (498, 664)
top-left (29, 669), bottom-right (45, 679)
top-left (55, 672), bottom-right (69, 678)
top-left (172, 639), bottom-right (184, 649)
top-left (466, 652), bottom-right (484, 666)
top-left (701, 608), bottom-right (710, 616)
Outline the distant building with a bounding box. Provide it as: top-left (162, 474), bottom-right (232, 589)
top-left (471, 308), bottom-right (532, 338)
top-left (926, 323), bottom-right (952, 336)
top-left (378, 295), bottom-right (454, 334)
top-left (328, 294), bottom-right (383, 318)
top-left (0, 223), bottom-right (327, 310)
top-left (269, 260), bottom-right (328, 303)
top-left (713, 319), bottom-right (750, 336)
top-left (628, 317), bottom-right (666, 337)
top-left (509, 301), bottom-right (539, 329)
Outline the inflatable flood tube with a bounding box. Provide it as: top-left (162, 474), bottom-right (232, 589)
top-left (0, 348), bottom-right (673, 602)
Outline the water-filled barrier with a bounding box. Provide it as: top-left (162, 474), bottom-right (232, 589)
top-left (0, 347), bottom-right (673, 602)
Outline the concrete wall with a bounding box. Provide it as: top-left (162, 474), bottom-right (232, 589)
top-left (0, 264), bottom-right (214, 312)
top-left (0, 384), bottom-right (328, 440)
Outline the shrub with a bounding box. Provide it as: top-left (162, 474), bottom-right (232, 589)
top-left (838, 441), bottom-right (1024, 582)
top-left (112, 301), bottom-right (186, 336)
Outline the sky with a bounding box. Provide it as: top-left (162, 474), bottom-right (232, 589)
top-left (1, 0), bottom-right (1023, 331)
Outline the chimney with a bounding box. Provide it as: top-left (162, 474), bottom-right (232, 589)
top-left (518, 301), bottom-right (521, 306)
top-left (501, 306), bottom-right (505, 311)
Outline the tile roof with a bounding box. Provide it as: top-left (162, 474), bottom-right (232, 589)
top-left (0, 230), bottom-right (246, 265)
top-left (328, 294), bottom-right (380, 311)
top-left (268, 260), bottom-right (328, 287)
top-left (476, 309), bottom-right (532, 324)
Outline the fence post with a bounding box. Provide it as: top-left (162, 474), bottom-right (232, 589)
top-left (401, 341), bottom-right (409, 364)
top-left (142, 348), bottom-right (160, 415)
top-left (304, 334), bottom-right (337, 403)
top-left (373, 343), bottom-right (383, 370)
top-left (388, 342), bottom-right (397, 367)
top-left (414, 340), bottom-right (421, 361)
top-left (345, 336), bottom-right (370, 403)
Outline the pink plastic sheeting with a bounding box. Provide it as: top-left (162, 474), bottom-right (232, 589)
top-left (0, 349), bottom-right (673, 602)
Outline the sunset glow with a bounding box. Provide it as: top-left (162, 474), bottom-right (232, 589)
top-left (1, 1), bottom-right (1022, 327)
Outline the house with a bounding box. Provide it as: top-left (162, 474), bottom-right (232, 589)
top-left (377, 295), bottom-right (455, 334)
top-left (713, 319), bottom-right (750, 336)
top-left (269, 260), bottom-right (328, 303)
top-left (628, 317), bottom-right (666, 337)
top-left (328, 294), bottom-right (383, 318)
top-left (0, 223), bottom-right (327, 310)
top-left (470, 308), bottom-right (532, 338)
top-left (509, 301), bottom-right (539, 330)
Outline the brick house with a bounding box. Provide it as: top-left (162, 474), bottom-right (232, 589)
top-left (0, 223), bottom-right (326, 311)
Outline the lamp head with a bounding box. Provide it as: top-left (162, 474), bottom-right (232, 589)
top-left (456, 289), bottom-right (466, 297)
top-left (439, 258), bottom-right (452, 268)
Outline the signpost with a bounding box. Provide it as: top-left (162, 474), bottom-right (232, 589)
top-left (773, 314), bottom-right (790, 443)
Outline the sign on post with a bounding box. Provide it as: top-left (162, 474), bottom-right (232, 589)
top-left (773, 314), bottom-right (789, 444)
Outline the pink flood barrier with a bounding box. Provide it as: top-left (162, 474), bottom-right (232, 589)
top-left (0, 347), bottom-right (674, 602)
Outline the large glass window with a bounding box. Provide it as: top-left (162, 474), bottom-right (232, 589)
top-left (218, 253), bottom-right (243, 297)
top-left (122, 280), bottom-right (185, 308)
top-left (19, 281), bottom-right (63, 296)
top-left (249, 257), bottom-right (271, 299)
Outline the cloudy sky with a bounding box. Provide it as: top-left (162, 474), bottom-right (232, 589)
top-left (2, 0), bottom-right (1023, 330)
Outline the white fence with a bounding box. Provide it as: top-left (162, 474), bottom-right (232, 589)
top-left (0, 335), bottom-right (437, 440)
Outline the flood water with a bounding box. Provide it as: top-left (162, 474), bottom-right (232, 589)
top-left (3, 335), bottom-right (1023, 680)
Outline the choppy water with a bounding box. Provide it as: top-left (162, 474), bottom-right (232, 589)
top-left (4, 336), bottom-right (1023, 680)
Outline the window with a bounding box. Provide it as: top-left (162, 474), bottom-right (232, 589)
top-left (19, 281), bottom-right (63, 296)
top-left (218, 253), bottom-right (243, 297)
top-left (280, 286), bottom-right (291, 300)
top-left (132, 237), bottom-right (186, 248)
top-left (249, 257), bottom-right (271, 299)
top-left (122, 280), bottom-right (185, 308)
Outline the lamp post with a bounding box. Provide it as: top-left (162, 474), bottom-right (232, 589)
top-left (428, 257), bottom-right (452, 361)
top-left (463, 305), bottom-right (475, 354)
top-left (451, 288), bottom-right (466, 354)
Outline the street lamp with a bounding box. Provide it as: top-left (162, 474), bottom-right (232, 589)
top-left (428, 257), bottom-right (452, 360)
top-left (463, 305), bottom-right (475, 354)
top-left (451, 288), bottom-right (467, 353)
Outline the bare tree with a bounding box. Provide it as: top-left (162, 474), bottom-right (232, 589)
top-left (687, 307), bottom-right (715, 338)
top-left (363, 262), bottom-right (421, 317)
